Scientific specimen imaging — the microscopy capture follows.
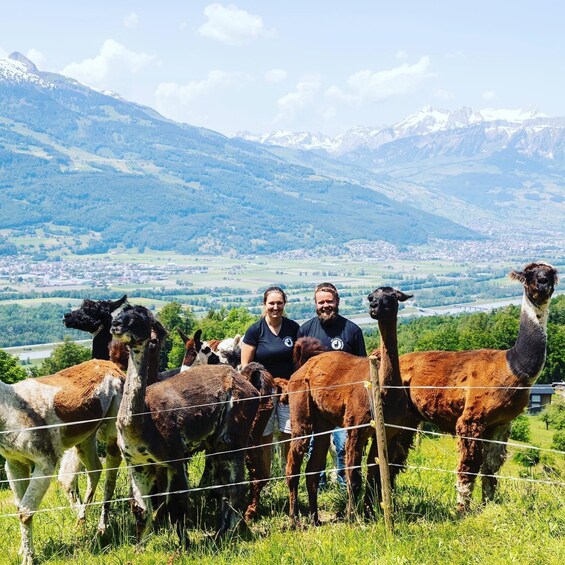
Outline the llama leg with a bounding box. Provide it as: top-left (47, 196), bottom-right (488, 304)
top-left (129, 466), bottom-right (156, 542)
top-left (166, 463), bottom-right (191, 547)
top-left (75, 434), bottom-right (103, 524)
top-left (363, 438), bottom-right (379, 519)
top-left (17, 462), bottom-right (56, 564)
top-left (481, 423), bottom-right (511, 504)
top-left (305, 426), bottom-right (331, 526)
top-left (245, 432), bottom-right (273, 521)
top-left (5, 458), bottom-right (31, 507)
top-left (97, 437), bottom-right (122, 533)
top-left (345, 428), bottom-right (365, 519)
top-left (212, 452), bottom-right (247, 538)
top-left (286, 431), bottom-right (311, 527)
top-left (58, 448), bottom-right (83, 517)
top-left (455, 416), bottom-right (484, 512)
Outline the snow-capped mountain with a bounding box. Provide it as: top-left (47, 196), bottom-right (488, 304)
top-left (235, 105), bottom-right (563, 161)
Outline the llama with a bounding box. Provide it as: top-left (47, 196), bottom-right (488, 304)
top-left (395, 261), bottom-right (558, 512)
top-left (59, 295), bottom-right (129, 529)
top-left (63, 295), bottom-right (128, 359)
top-left (286, 287), bottom-right (412, 526)
top-left (0, 360), bottom-right (123, 565)
top-left (178, 328), bottom-right (242, 370)
top-left (110, 305), bottom-right (270, 543)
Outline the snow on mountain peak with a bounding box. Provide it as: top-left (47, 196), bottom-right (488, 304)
top-left (0, 52), bottom-right (49, 88)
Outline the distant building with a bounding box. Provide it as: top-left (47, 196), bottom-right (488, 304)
top-left (528, 384), bottom-right (555, 414)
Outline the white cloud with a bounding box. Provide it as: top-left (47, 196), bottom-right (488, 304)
top-left (275, 78), bottom-right (321, 121)
top-left (155, 70), bottom-right (249, 123)
top-left (26, 49), bottom-right (46, 69)
top-left (434, 88), bottom-right (454, 101)
top-left (395, 50), bottom-right (408, 60)
top-left (264, 69), bottom-right (287, 84)
top-left (124, 12), bottom-right (139, 29)
top-left (198, 3), bottom-right (274, 45)
top-left (326, 56), bottom-right (433, 105)
top-left (61, 40), bottom-right (158, 89)
top-left (482, 90), bottom-right (497, 100)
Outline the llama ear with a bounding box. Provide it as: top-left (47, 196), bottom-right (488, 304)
top-left (153, 320), bottom-right (168, 344)
top-left (177, 328), bottom-right (190, 344)
top-left (509, 270), bottom-right (526, 284)
top-left (233, 334), bottom-right (241, 346)
top-left (194, 329), bottom-right (203, 348)
top-left (110, 295), bottom-right (128, 311)
top-left (395, 290), bottom-right (413, 302)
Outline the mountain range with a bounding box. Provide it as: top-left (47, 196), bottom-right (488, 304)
top-left (1, 52), bottom-right (564, 256)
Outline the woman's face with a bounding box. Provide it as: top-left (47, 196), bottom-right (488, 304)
top-left (264, 291), bottom-right (286, 319)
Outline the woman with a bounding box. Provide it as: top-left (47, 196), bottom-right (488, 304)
top-left (241, 286), bottom-right (299, 474)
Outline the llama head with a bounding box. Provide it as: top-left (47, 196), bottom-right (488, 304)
top-left (178, 329), bottom-right (221, 370)
top-left (216, 334), bottom-right (242, 368)
top-left (509, 262), bottom-right (558, 307)
top-left (111, 304), bottom-right (167, 348)
top-left (63, 295), bottom-right (128, 334)
top-left (367, 286), bottom-right (413, 322)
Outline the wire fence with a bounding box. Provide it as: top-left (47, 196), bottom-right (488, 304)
top-left (0, 378), bottom-right (563, 522)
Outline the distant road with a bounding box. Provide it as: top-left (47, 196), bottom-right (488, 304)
top-left (6, 340), bottom-right (91, 361)
top-left (351, 296), bottom-right (524, 326)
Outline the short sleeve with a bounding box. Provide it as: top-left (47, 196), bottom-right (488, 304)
top-left (243, 321), bottom-right (260, 347)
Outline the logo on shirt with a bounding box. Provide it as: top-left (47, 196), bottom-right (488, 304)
top-left (330, 337), bottom-right (344, 350)
top-left (283, 336), bottom-right (294, 348)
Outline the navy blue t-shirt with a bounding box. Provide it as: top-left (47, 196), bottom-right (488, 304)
top-left (297, 315), bottom-right (366, 356)
top-left (243, 316), bottom-right (300, 379)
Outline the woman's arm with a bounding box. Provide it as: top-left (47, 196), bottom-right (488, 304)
top-left (240, 341), bottom-right (257, 367)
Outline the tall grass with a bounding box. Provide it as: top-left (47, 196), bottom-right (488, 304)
top-left (1, 417), bottom-right (563, 564)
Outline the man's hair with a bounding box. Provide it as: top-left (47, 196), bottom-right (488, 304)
top-left (314, 282), bottom-right (340, 304)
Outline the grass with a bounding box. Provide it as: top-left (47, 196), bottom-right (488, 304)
top-left (0, 420), bottom-right (563, 564)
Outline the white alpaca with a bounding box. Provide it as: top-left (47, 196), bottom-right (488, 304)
top-left (0, 360), bottom-right (123, 565)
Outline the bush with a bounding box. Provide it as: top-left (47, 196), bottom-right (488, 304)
top-left (510, 414), bottom-right (531, 442)
top-left (513, 446), bottom-right (541, 468)
top-left (551, 429), bottom-right (565, 452)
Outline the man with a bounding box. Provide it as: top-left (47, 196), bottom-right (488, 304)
top-left (297, 282), bottom-right (367, 488)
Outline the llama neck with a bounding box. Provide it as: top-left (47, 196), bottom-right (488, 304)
top-left (506, 293), bottom-right (549, 382)
top-left (378, 318), bottom-right (401, 394)
top-left (92, 326), bottom-right (112, 360)
top-left (118, 341), bottom-right (150, 428)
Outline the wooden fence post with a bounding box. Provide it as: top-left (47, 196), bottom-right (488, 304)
top-left (369, 355), bottom-right (394, 534)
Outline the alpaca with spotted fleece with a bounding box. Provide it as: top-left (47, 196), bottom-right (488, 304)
top-left (0, 360), bottom-right (123, 565)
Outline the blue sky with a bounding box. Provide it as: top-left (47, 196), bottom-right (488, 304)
top-left (1, 1), bottom-right (564, 136)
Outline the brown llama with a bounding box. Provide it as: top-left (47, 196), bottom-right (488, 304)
top-left (286, 287), bottom-right (412, 526)
top-left (394, 261), bottom-right (559, 512)
top-left (110, 305), bottom-right (271, 543)
top-left (0, 360), bottom-right (123, 565)
top-left (177, 328), bottom-right (272, 521)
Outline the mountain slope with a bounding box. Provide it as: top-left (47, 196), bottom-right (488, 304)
top-left (0, 53), bottom-right (477, 254)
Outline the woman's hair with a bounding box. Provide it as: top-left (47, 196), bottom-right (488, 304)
top-left (263, 286), bottom-right (287, 304)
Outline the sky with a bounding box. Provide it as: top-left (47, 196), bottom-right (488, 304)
top-left (1, 1), bottom-right (564, 136)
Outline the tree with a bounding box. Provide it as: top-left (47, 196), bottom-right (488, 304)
top-left (31, 337), bottom-right (91, 377)
top-left (0, 348), bottom-right (28, 384)
top-left (539, 396), bottom-right (565, 430)
top-left (157, 302), bottom-right (196, 371)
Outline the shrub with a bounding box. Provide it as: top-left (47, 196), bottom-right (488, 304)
top-left (510, 414), bottom-right (531, 442)
top-left (551, 429), bottom-right (565, 452)
top-left (513, 446), bottom-right (541, 468)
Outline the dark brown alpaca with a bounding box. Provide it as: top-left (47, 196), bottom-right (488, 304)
top-left (111, 305), bottom-right (271, 543)
top-left (286, 287), bottom-right (412, 526)
top-left (178, 328), bottom-right (271, 521)
top-left (395, 261), bottom-right (558, 512)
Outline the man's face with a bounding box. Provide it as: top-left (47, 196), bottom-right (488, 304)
top-left (315, 290), bottom-right (339, 324)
